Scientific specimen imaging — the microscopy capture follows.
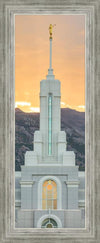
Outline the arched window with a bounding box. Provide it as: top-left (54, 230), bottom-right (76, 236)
top-left (42, 180), bottom-right (57, 209)
top-left (41, 218), bottom-right (58, 228)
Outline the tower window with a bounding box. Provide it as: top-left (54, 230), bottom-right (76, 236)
top-left (48, 94), bottom-right (52, 155)
top-left (42, 180), bottom-right (57, 209)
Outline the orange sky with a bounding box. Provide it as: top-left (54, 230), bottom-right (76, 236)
top-left (15, 15), bottom-right (85, 112)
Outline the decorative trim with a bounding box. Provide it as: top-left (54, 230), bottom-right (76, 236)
top-left (65, 181), bottom-right (80, 185)
top-left (37, 214), bottom-right (62, 228)
top-left (20, 181), bottom-right (34, 185)
top-left (79, 200), bottom-right (85, 207)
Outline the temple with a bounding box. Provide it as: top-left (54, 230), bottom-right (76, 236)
top-left (15, 25), bottom-right (85, 228)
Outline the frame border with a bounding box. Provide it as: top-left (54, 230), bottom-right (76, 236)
top-left (0, 0), bottom-right (100, 242)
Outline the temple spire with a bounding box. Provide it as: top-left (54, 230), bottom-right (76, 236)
top-left (47, 24), bottom-right (56, 79)
top-left (49, 38), bottom-right (52, 69)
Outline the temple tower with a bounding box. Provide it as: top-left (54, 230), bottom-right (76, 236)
top-left (39, 24), bottom-right (66, 162)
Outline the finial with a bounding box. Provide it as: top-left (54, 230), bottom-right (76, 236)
top-left (49, 24), bottom-right (56, 39)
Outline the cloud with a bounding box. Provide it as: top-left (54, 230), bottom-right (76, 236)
top-left (74, 105), bottom-right (85, 112)
top-left (66, 104), bottom-right (72, 108)
top-left (61, 101), bottom-right (66, 106)
top-left (30, 107), bottom-right (40, 113)
top-left (15, 102), bottom-right (31, 108)
top-left (77, 105), bottom-right (85, 109)
top-left (61, 102), bottom-right (72, 109)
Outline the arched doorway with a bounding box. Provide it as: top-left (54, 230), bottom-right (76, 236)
top-left (41, 218), bottom-right (58, 228)
top-left (38, 175), bottom-right (62, 209)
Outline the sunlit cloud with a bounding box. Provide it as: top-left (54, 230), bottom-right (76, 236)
top-left (61, 102), bottom-right (72, 109)
top-left (30, 107), bottom-right (40, 113)
top-left (66, 104), bottom-right (72, 109)
top-left (77, 105), bottom-right (85, 109)
top-left (74, 105), bottom-right (85, 112)
top-left (15, 102), bottom-right (31, 108)
top-left (61, 101), bottom-right (66, 106)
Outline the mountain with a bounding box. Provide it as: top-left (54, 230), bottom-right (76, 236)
top-left (15, 108), bottom-right (85, 171)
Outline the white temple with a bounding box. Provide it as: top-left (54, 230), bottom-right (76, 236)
top-left (15, 25), bottom-right (85, 228)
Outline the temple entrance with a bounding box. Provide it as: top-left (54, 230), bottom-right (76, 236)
top-left (42, 180), bottom-right (57, 209)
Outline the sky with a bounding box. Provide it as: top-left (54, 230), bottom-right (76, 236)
top-left (15, 15), bottom-right (85, 112)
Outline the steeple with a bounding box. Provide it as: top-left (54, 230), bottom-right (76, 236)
top-left (49, 38), bottom-right (52, 69)
top-left (47, 24), bottom-right (56, 79)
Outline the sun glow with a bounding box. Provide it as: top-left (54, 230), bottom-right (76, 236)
top-left (15, 15), bottom-right (85, 114)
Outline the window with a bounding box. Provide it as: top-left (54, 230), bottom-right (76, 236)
top-left (48, 94), bottom-right (52, 155)
top-left (42, 180), bottom-right (57, 209)
top-left (41, 218), bottom-right (58, 228)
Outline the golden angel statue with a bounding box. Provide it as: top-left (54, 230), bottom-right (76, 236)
top-left (49, 24), bottom-right (56, 39)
